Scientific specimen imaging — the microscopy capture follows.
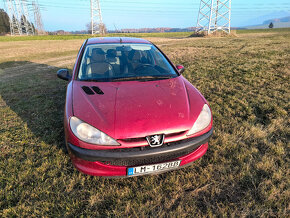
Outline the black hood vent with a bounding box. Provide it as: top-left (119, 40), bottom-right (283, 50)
top-left (92, 86), bottom-right (104, 95)
top-left (82, 86), bottom-right (95, 95)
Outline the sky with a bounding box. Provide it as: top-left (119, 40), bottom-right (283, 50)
top-left (1, 0), bottom-right (290, 31)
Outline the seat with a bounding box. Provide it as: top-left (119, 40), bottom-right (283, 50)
top-left (86, 48), bottom-right (113, 78)
top-left (128, 50), bottom-right (142, 73)
top-left (107, 49), bottom-right (117, 63)
top-left (106, 49), bottom-right (120, 75)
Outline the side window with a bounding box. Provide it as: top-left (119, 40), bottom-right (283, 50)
top-left (153, 49), bottom-right (168, 70)
top-left (78, 47), bottom-right (90, 79)
top-left (73, 41), bottom-right (87, 77)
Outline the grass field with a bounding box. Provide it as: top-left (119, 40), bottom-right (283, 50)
top-left (0, 32), bottom-right (192, 42)
top-left (0, 30), bottom-right (289, 216)
top-left (0, 28), bottom-right (289, 42)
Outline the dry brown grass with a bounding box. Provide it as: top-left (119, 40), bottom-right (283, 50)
top-left (0, 40), bottom-right (83, 64)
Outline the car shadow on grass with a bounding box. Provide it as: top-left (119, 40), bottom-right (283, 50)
top-left (0, 61), bottom-right (69, 153)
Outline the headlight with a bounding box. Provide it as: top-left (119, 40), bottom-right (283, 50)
top-left (70, 117), bottom-right (120, 146)
top-left (187, 104), bottom-right (212, 136)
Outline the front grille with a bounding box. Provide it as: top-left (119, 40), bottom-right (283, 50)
top-left (119, 131), bottom-right (186, 144)
top-left (100, 138), bottom-right (200, 166)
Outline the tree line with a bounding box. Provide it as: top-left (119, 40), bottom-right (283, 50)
top-left (0, 9), bottom-right (10, 34)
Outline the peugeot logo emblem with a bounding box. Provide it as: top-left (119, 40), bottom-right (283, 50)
top-left (146, 134), bottom-right (165, 147)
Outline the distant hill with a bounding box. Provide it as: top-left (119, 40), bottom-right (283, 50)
top-left (263, 16), bottom-right (290, 24)
top-left (238, 11), bottom-right (290, 27)
top-left (108, 27), bottom-right (197, 34)
top-left (244, 16), bottom-right (290, 29)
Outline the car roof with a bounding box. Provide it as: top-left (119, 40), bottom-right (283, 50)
top-left (87, 37), bottom-right (151, 45)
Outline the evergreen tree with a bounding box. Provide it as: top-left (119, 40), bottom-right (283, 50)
top-left (269, 22), bottom-right (274, 29)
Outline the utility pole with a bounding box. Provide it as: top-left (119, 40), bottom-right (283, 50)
top-left (90, 0), bottom-right (105, 35)
top-left (32, 0), bottom-right (45, 35)
top-left (196, 0), bottom-right (231, 34)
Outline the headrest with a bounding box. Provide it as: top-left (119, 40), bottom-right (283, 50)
top-left (91, 48), bottom-right (106, 62)
top-left (128, 50), bottom-right (141, 61)
top-left (107, 49), bottom-right (117, 58)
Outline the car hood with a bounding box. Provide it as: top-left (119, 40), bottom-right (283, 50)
top-left (72, 76), bottom-right (205, 139)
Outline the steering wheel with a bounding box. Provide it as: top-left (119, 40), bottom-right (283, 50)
top-left (134, 64), bottom-right (155, 74)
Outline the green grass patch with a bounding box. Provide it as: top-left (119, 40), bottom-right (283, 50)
top-left (0, 32), bottom-right (193, 42)
top-left (0, 34), bottom-right (90, 42)
top-left (1, 29), bottom-right (289, 42)
top-left (237, 27), bottom-right (290, 34)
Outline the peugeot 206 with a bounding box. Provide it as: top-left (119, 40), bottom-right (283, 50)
top-left (57, 37), bottom-right (213, 177)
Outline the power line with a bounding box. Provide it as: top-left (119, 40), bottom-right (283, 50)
top-left (33, 2), bottom-right (290, 12)
top-left (39, 0), bottom-right (290, 7)
top-left (23, 0), bottom-right (288, 10)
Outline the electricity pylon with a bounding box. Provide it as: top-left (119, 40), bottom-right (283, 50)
top-left (32, 0), bottom-right (45, 35)
top-left (196, 0), bottom-right (231, 34)
top-left (5, 0), bottom-right (22, 35)
top-left (4, 0), bottom-right (35, 35)
top-left (90, 0), bottom-right (105, 35)
top-left (21, 0), bottom-right (35, 35)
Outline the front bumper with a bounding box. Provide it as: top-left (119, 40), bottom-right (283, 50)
top-left (67, 128), bottom-right (213, 177)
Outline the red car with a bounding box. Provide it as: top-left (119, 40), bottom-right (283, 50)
top-left (57, 37), bottom-right (213, 177)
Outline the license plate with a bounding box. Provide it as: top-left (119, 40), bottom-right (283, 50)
top-left (127, 160), bottom-right (181, 176)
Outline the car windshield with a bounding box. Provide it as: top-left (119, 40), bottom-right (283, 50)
top-left (77, 43), bottom-right (178, 82)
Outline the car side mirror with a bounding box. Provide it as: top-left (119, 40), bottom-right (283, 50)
top-left (57, 69), bottom-right (71, 81)
top-left (176, 65), bottom-right (185, 74)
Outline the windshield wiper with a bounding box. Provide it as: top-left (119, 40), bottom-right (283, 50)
top-left (110, 77), bottom-right (137, 81)
top-left (138, 76), bottom-right (173, 81)
top-left (79, 78), bottom-right (106, 82)
top-left (111, 76), bottom-right (173, 82)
